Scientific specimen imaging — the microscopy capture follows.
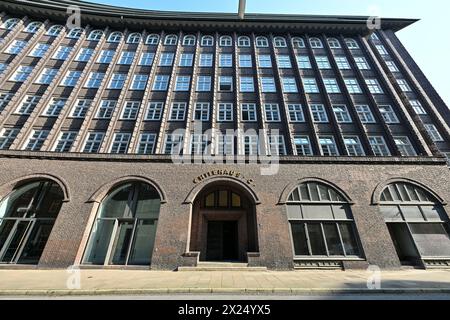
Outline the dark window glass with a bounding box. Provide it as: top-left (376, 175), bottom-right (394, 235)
top-left (307, 223), bottom-right (327, 255)
top-left (339, 223), bottom-right (361, 256)
top-left (291, 223), bottom-right (309, 255)
top-left (323, 223), bottom-right (344, 255)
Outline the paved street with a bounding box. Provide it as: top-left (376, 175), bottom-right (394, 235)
top-left (1, 269), bottom-right (450, 297)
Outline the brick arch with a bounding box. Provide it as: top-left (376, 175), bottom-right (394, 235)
top-left (0, 173), bottom-right (70, 202)
top-left (372, 177), bottom-right (447, 205)
top-left (278, 177), bottom-right (354, 205)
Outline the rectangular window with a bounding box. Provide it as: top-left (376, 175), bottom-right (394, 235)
top-left (146, 102), bottom-right (163, 120)
top-left (53, 131), bottom-right (77, 152)
top-left (219, 76), bottom-right (233, 92)
top-left (386, 60), bottom-right (399, 72)
top-left (319, 136), bottom-right (339, 156)
top-left (239, 55), bottom-right (252, 68)
top-left (16, 95), bottom-right (41, 115)
top-left (159, 53), bottom-right (174, 66)
top-left (240, 77), bottom-right (254, 92)
top-left (175, 76), bottom-right (191, 91)
top-left (425, 124), bottom-right (444, 142)
top-left (323, 78), bottom-right (340, 94)
top-left (293, 136), bottom-right (313, 156)
top-left (53, 46), bottom-right (72, 60)
top-left (0, 63), bottom-right (6, 74)
top-left (194, 103), bottom-right (210, 121)
top-left (333, 105), bottom-right (352, 123)
top-left (153, 75), bottom-right (170, 91)
top-left (139, 52), bottom-right (154, 66)
top-left (30, 43), bottom-right (50, 57)
top-left (241, 103), bottom-right (257, 122)
top-left (61, 70), bottom-right (81, 87)
top-left (355, 105), bottom-right (376, 123)
top-left (0, 93), bottom-right (13, 112)
top-left (303, 78), bottom-right (319, 93)
top-left (288, 104), bottom-right (304, 122)
top-left (394, 136), bottom-right (417, 156)
top-left (121, 101), bottom-right (140, 120)
top-left (83, 132), bottom-right (104, 153)
top-left (261, 77), bottom-right (276, 93)
top-left (264, 104), bottom-right (280, 122)
top-left (366, 79), bottom-right (384, 94)
top-left (297, 56), bottom-right (312, 69)
top-left (10, 65), bottom-right (33, 82)
top-left (85, 72), bottom-right (105, 88)
top-left (243, 134), bottom-right (259, 156)
top-left (75, 48), bottom-right (94, 62)
top-left (277, 55), bottom-right (292, 68)
top-left (315, 56), bottom-right (331, 69)
top-left (70, 99), bottom-right (92, 118)
top-left (0, 128), bottom-right (19, 150)
top-left (369, 136), bottom-right (390, 156)
top-left (110, 133), bottom-right (131, 154)
top-left (268, 135), bottom-right (287, 156)
top-left (217, 103), bottom-right (233, 122)
top-left (397, 79), bottom-right (412, 92)
top-left (219, 54), bottom-right (233, 67)
top-left (179, 53), bottom-right (194, 67)
top-left (169, 103), bottom-right (187, 121)
top-left (43, 98), bottom-right (66, 117)
top-left (5, 40), bottom-right (27, 54)
top-left (24, 130), bottom-right (49, 151)
top-left (137, 133), bottom-right (156, 154)
top-left (344, 136), bottom-right (365, 156)
top-left (344, 78), bottom-right (362, 94)
top-left (108, 73), bottom-right (126, 89)
top-left (281, 77), bottom-right (298, 93)
top-left (190, 134), bottom-right (208, 155)
top-left (258, 55), bottom-right (272, 68)
top-left (376, 45), bottom-right (389, 55)
top-left (196, 76), bottom-right (211, 91)
top-left (335, 56), bottom-right (351, 70)
top-left (199, 54), bottom-right (213, 67)
top-left (410, 100), bottom-right (426, 115)
top-left (96, 100), bottom-right (116, 119)
top-left (36, 68), bottom-right (58, 84)
top-left (310, 104), bottom-right (328, 122)
top-left (379, 105), bottom-right (399, 123)
top-left (97, 50), bottom-right (115, 63)
top-left (130, 74), bottom-right (148, 90)
top-left (164, 134), bottom-right (184, 154)
top-left (354, 57), bottom-right (370, 70)
top-left (216, 134), bottom-right (234, 155)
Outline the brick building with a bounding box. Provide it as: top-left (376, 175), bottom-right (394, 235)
top-left (0, 0), bottom-right (449, 270)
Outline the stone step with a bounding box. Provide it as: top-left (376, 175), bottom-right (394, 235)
top-left (178, 262), bottom-right (268, 272)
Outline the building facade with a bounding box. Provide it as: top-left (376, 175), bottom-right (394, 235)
top-left (0, 0), bottom-right (449, 270)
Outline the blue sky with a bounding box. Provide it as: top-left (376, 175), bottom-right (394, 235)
top-left (92, 0), bottom-right (449, 105)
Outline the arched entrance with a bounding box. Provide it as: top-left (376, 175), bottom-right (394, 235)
top-left (0, 180), bottom-right (64, 265)
top-left (189, 182), bottom-right (258, 262)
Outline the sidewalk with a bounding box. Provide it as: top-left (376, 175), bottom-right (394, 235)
top-left (1, 269), bottom-right (450, 296)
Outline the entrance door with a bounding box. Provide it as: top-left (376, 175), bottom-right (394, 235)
top-left (206, 221), bottom-right (238, 261)
top-left (387, 223), bottom-right (421, 266)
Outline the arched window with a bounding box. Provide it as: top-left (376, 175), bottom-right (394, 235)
top-left (24, 21), bottom-right (43, 33)
top-left (88, 30), bottom-right (104, 41)
top-left (286, 181), bottom-right (362, 259)
top-left (345, 38), bottom-right (359, 49)
top-left (0, 180), bottom-right (64, 264)
top-left (83, 182), bottom-right (161, 266)
top-left (255, 36), bottom-right (268, 48)
top-left (201, 35), bottom-right (214, 47)
top-left (291, 37), bottom-right (305, 48)
top-left (146, 34), bottom-right (160, 45)
top-left (164, 34), bottom-right (178, 46)
top-left (67, 27), bottom-right (83, 39)
top-left (127, 32), bottom-right (141, 44)
top-left (273, 36), bottom-right (287, 48)
top-left (1, 18), bottom-right (20, 30)
top-left (327, 38), bottom-right (341, 49)
top-left (309, 37), bottom-right (323, 48)
top-left (204, 189), bottom-right (242, 209)
top-left (183, 35), bottom-right (196, 46)
top-left (219, 35), bottom-right (232, 47)
top-left (238, 36), bottom-right (250, 47)
top-left (379, 181), bottom-right (450, 266)
top-left (46, 25), bottom-right (64, 36)
top-left (107, 31), bottom-right (123, 43)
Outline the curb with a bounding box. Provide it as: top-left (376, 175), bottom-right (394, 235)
top-left (1, 288), bottom-right (450, 296)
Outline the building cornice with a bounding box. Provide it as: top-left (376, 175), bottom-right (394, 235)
top-left (0, 0), bottom-right (418, 34)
